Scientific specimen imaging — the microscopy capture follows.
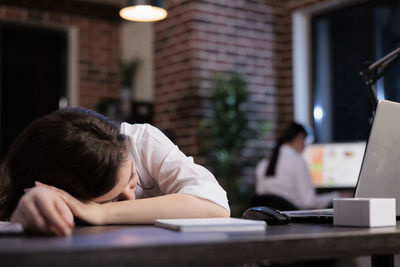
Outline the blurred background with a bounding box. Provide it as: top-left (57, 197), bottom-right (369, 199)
top-left (0, 0), bottom-right (399, 213)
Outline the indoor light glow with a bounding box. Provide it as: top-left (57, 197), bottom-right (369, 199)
top-left (120, 5), bottom-right (167, 22)
top-left (313, 106), bottom-right (324, 120)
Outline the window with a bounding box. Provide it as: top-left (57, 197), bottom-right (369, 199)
top-left (294, 0), bottom-right (400, 143)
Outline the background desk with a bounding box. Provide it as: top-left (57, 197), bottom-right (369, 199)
top-left (1, 222), bottom-right (400, 266)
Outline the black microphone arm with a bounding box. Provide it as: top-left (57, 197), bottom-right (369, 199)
top-left (359, 45), bottom-right (400, 111)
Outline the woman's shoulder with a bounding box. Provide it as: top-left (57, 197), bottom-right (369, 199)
top-left (120, 123), bottom-right (160, 137)
top-left (120, 122), bottom-right (175, 149)
top-left (120, 122), bottom-right (146, 132)
top-left (280, 145), bottom-right (300, 157)
top-left (255, 158), bottom-right (269, 177)
top-left (279, 145), bottom-right (305, 166)
top-left (256, 158), bottom-right (269, 167)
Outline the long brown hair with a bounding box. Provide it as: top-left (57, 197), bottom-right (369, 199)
top-left (0, 107), bottom-right (130, 220)
top-left (265, 122), bottom-right (307, 177)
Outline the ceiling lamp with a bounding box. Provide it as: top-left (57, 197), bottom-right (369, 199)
top-left (120, 0), bottom-right (168, 22)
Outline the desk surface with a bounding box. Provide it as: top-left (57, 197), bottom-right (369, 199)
top-left (2, 222), bottom-right (400, 266)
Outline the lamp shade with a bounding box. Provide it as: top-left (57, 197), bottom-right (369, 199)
top-left (120, 0), bottom-right (167, 22)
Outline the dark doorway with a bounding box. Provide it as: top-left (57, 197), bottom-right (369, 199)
top-left (0, 23), bottom-right (67, 158)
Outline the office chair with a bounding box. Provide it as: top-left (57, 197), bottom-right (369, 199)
top-left (250, 194), bottom-right (298, 211)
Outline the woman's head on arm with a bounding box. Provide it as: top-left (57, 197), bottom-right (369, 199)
top-left (0, 107), bottom-right (131, 219)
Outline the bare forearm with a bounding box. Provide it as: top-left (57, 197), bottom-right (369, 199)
top-left (103, 193), bottom-right (230, 224)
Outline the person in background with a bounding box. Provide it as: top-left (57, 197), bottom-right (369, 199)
top-left (255, 122), bottom-right (340, 210)
top-left (0, 107), bottom-right (229, 236)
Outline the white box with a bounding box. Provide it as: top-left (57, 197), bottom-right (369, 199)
top-left (333, 198), bottom-right (396, 227)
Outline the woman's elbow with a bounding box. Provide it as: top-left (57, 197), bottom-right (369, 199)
top-left (209, 204), bottom-right (231, 218)
top-left (202, 201), bottom-right (231, 218)
top-left (220, 208), bottom-right (231, 218)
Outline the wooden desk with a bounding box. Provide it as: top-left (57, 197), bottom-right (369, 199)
top-left (1, 222), bottom-right (400, 267)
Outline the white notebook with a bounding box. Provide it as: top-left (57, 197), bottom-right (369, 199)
top-left (0, 221), bottom-right (24, 234)
top-left (154, 218), bottom-right (267, 232)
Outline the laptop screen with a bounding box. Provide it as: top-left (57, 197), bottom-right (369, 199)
top-left (303, 142), bottom-right (366, 188)
top-left (355, 100), bottom-right (400, 216)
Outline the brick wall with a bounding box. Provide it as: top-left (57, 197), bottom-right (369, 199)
top-left (154, 0), bottom-right (285, 159)
top-left (154, 0), bottom-right (329, 186)
top-left (0, 0), bottom-right (121, 109)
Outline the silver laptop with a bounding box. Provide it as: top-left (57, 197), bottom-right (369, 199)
top-left (284, 100), bottom-right (400, 222)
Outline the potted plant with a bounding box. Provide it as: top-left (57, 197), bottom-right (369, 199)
top-left (198, 73), bottom-right (255, 214)
top-left (96, 59), bottom-right (140, 121)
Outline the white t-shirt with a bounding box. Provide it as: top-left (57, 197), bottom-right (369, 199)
top-left (120, 123), bottom-right (230, 212)
top-left (255, 145), bottom-right (339, 209)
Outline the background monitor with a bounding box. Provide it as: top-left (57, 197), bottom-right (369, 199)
top-left (303, 142), bottom-right (366, 188)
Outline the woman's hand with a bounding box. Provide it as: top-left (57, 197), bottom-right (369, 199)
top-left (35, 182), bottom-right (108, 225)
top-left (11, 186), bottom-right (74, 236)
